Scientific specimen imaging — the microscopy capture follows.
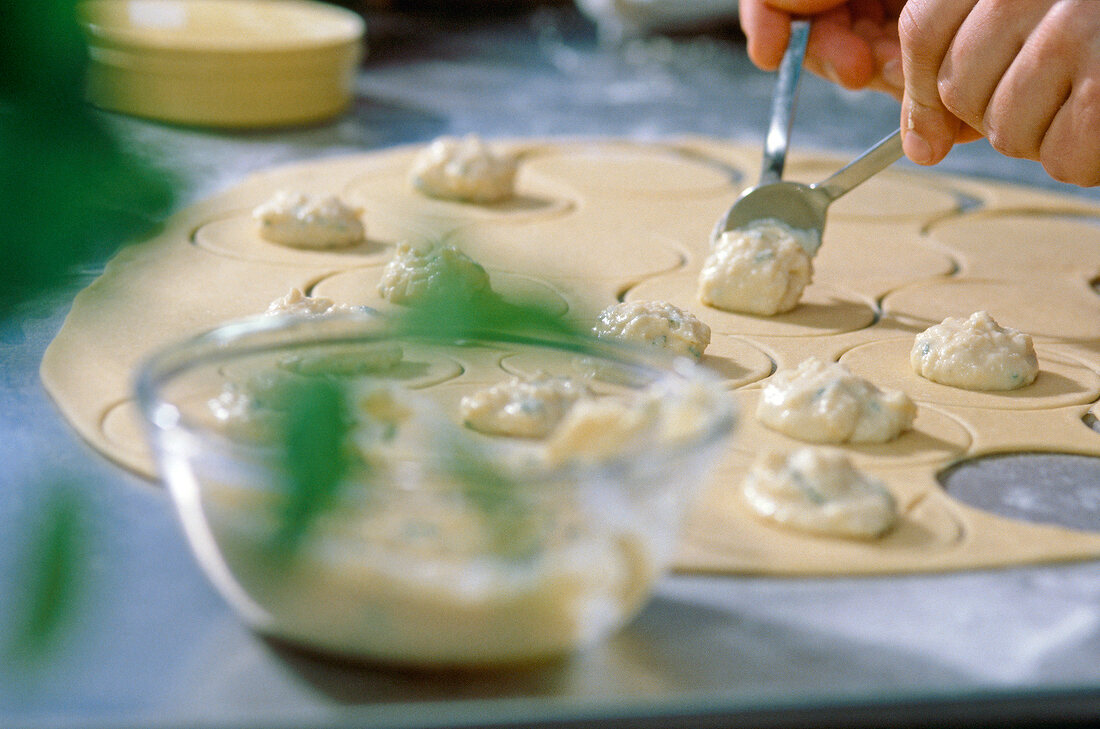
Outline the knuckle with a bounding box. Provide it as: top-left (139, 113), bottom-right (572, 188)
top-left (937, 77), bottom-right (976, 126)
top-left (982, 106), bottom-right (1037, 160)
top-left (985, 126), bottom-right (1023, 159)
top-left (1028, 16), bottom-right (1076, 65)
top-left (897, 0), bottom-right (943, 69)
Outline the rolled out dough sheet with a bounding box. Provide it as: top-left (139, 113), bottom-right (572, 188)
top-left (41, 137), bottom-right (1100, 575)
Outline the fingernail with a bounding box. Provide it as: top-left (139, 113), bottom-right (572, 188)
top-left (904, 131), bottom-right (933, 165)
top-left (882, 59), bottom-right (903, 89)
top-left (822, 61), bottom-right (841, 85)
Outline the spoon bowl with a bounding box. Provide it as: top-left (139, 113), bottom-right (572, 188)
top-left (712, 180), bottom-right (828, 254)
top-left (713, 129), bottom-right (904, 256)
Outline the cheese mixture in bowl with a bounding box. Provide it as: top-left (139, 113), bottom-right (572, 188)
top-left (135, 312), bottom-right (734, 666)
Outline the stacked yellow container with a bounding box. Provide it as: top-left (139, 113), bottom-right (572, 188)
top-left (79, 0), bottom-right (365, 128)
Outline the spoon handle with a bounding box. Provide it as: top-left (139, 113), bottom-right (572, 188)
top-left (758, 20), bottom-right (810, 187)
top-left (814, 128), bottom-right (904, 202)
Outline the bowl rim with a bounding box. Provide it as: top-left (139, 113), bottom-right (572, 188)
top-left (134, 309), bottom-right (736, 485)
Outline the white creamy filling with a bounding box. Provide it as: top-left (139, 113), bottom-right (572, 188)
top-left (544, 378), bottom-right (726, 466)
top-left (409, 134), bottom-right (518, 203)
top-left (210, 498), bottom-right (656, 664)
top-left (741, 448), bottom-right (897, 538)
top-left (757, 356), bottom-right (916, 443)
top-left (911, 311), bottom-right (1039, 391)
top-left (377, 241), bottom-right (491, 305)
top-left (263, 289), bottom-right (401, 375)
top-left (594, 300), bottom-right (711, 359)
top-left (265, 287), bottom-right (363, 318)
top-left (461, 374), bottom-right (590, 438)
top-left (252, 191), bottom-right (365, 249)
top-left (698, 219), bottom-right (813, 316)
top-left (203, 380), bottom-right (662, 664)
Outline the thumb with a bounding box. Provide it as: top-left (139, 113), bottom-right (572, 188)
top-left (897, 0), bottom-right (971, 165)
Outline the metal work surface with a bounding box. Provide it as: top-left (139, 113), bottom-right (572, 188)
top-left (2, 6), bottom-right (1099, 728)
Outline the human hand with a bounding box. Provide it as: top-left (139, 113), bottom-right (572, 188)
top-left (899, 0), bottom-right (1100, 185)
top-left (739, 0), bottom-right (907, 97)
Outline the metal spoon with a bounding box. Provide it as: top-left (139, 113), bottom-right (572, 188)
top-left (712, 19), bottom-right (904, 255)
top-left (713, 129), bottom-right (904, 255)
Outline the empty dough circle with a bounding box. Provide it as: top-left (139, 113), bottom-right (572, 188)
top-left (812, 220), bottom-right (956, 300)
top-left (444, 218), bottom-right (686, 283)
top-left (696, 336), bottom-right (775, 389)
top-left (927, 210), bottom-right (1100, 278)
top-left (520, 141), bottom-right (740, 197)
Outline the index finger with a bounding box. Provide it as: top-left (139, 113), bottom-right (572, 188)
top-left (741, 0), bottom-right (793, 70)
top-left (898, 0), bottom-right (974, 164)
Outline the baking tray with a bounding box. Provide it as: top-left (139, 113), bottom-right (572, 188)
top-left (2, 6), bottom-right (1098, 727)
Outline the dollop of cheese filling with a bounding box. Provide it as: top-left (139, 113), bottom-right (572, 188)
top-left (544, 378), bottom-right (728, 467)
top-left (378, 241), bottom-right (492, 305)
top-left (265, 287), bottom-right (364, 318)
top-left (461, 374), bottom-right (591, 438)
top-left (263, 289), bottom-right (401, 375)
top-left (410, 134), bottom-right (518, 203)
top-left (741, 448), bottom-right (898, 538)
top-left (594, 300), bottom-right (711, 360)
top-left (252, 191), bottom-right (364, 249)
top-left (757, 357), bottom-right (916, 443)
top-left (911, 311), bottom-right (1039, 391)
top-left (698, 219), bottom-right (813, 316)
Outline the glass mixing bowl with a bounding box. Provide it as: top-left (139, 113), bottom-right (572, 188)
top-left (135, 311), bottom-right (735, 666)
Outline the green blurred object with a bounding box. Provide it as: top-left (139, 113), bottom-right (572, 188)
top-left (4, 484), bottom-right (91, 667)
top-left (0, 0), bottom-right (176, 316)
top-left (392, 285), bottom-right (593, 351)
top-left (271, 378), bottom-right (355, 559)
top-left (0, 0), bottom-right (173, 668)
